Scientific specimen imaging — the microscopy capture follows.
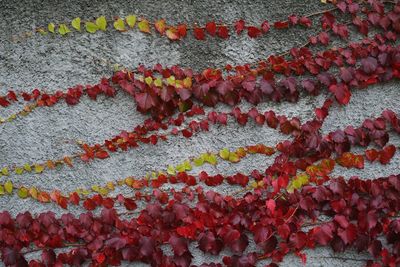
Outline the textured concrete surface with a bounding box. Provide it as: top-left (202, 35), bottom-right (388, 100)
top-left (0, 0), bottom-right (399, 266)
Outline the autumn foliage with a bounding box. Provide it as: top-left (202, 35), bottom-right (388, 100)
top-left (1, 0), bottom-right (400, 266)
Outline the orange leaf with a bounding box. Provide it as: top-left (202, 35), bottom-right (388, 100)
top-left (38, 191), bottom-right (51, 203)
top-left (46, 160), bottom-right (55, 169)
top-left (155, 19), bottom-right (166, 34)
top-left (166, 27), bottom-right (179, 40)
top-left (63, 156), bottom-right (73, 167)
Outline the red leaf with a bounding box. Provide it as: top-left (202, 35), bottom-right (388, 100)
top-left (205, 21), bottom-right (216, 36)
top-left (95, 150), bottom-right (109, 159)
top-left (312, 224), bottom-right (333, 245)
top-left (0, 97), bottom-right (10, 107)
top-left (379, 145), bottom-right (396, 164)
top-left (329, 83), bottom-right (351, 105)
top-left (247, 26), bottom-right (261, 38)
top-left (182, 129), bottom-right (193, 138)
top-left (135, 92), bottom-right (156, 110)
top-left (193, 27), bottom-right (205, 40)
top-left (217, 26), bottom-right (229, 39)
top-left (261, 20), bottom-right (270, 33)
top-left (124, 198), bottom-right (137, 210)
top-left (299, 16), bottom-right (312, 27)
top-left (169, 235), bottom-right (189, 256)
top-left (177, 24), bottom-right (187, 38)
top-left (177, 225), bottom-right (197, 239)
top-left (338, 224), bottom-right (357, 245)
top-left (198, 231), bottom-right (223, 255)
top-left (83, 198), bottom-right (97, 211)
top-left (234, 19), bottom-right (245, 34)
top-left (274, 21), bottom-right (289, 29)
top-left (366, 149), bottom-right (379, 162)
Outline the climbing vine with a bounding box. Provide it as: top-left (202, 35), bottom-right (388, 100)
top-left (0, 0), bottom-right (400, 266)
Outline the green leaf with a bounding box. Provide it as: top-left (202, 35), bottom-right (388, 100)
top-left (228, 152), bottom-right (240, 163)
top-left (176, 164), bottom-right (186, 173)
top-left (204, 153), bottom-right (218, 165)
top-left (58, 24), bottom-right (71, 35)
top-left (71, 17), bottom-right (81, 31)
top-left (193, 157), bottom-right (204, 167)
top-left (4, 181), bottom-right (13, 194)
top-left (219, 148), bottom-right (230, 160)
top-left (15, 167), bottom-right (24, 175)
top-left (292, 179), bottom-right (302, 190)
top-left (113, 18), bottom-right (125, 31)
top-left (85, 22), bottom-right (99, 33)
top-left (96, 16), bottom-right (107, 31)
top-left (126, 15), bottom-right (137, 28)
top-left (1, 167), bottom-right (9, 176)
top-left (167, 165), bottom-right (176, 175)
top-left (48, 23), bottom-right (55, 33)
top-left (17, 187), bottom-right (29, 199)
top-left (182, 160), bottom-right (192, 171)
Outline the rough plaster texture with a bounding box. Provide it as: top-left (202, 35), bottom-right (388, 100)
top-left (0, 0), bottom-right (399, 266)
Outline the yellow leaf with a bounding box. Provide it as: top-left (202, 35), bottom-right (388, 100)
top-left (126, 15), bottom-right (137, 28)
top-left (125, 177), bottom-right (134, 186)
top-left (0, 185), bottom-right (4, 195)
top-left (250, 181), bottom-right (258, 188)
top-left (29, 187), bottom-right (38, 199)
top-left (113, 18), bottom-right (126, 31)
top-left (81, 189), bottom-right (90, 195)
top-left (167, 75), bottom-right (176, 86)
top-left (38, 28), bottom-right (47, 35)
top-left (219, 148), bottom-right (230, 160)
top-left (292, 179), bottom-right (302, 190)
top-left (167, 165), bottom-right (176, 175)
top-left (229, 152), bottom-right (240, 163)
top-left (138, 19), bottom-right (151, 33)
top-left (58, 24), bottom-right (71, 35)
top-left (193, 157), bottom-right (204, 166)
top-left (96, 16), bottom-right (107, 31)
top-left (176, 164), bottom-right (186, 173)
top-left (34, 164), bottom-right (45, 173)
top-left (145, 76), bottom-right (153, 85)
top-left (4, 181), bottom-right (13, 194)
top-left (154, 78), bottom-right (163, 87)
top-left (1, 167), bottom-right (9, 176)
top-left (71, 17), bottom-right (81, 31)
top-left (204, 153), bottom-right (218, 165)
top-left (321, 0), bottom-right (327, 3)
top-left (48, 23), bottom-right (55, 33)
top-left (236, 147), bottom-right (247, 157)
top-left (106, 181), bottom-right (115, 190)
top-left (183, 160), bottom-right (192, 171)
top-left (183, 77), bottom-right (192, 88)
top-left (18, 187), bottom-right (29, 199)
top-left (297, 173), bottom-right (309, 185)
top-left (15, 167), bottom-right (24, 175)
top-left (85, 22), bottom-right (99, 33)
top-left (23, 163), bottom-right (32, 172)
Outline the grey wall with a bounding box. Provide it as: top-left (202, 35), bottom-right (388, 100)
top-left (0, 0), bottom-right (399, 266)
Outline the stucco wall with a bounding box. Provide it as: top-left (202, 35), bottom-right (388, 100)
top-left (0, 0), bottom-right (399, 266)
